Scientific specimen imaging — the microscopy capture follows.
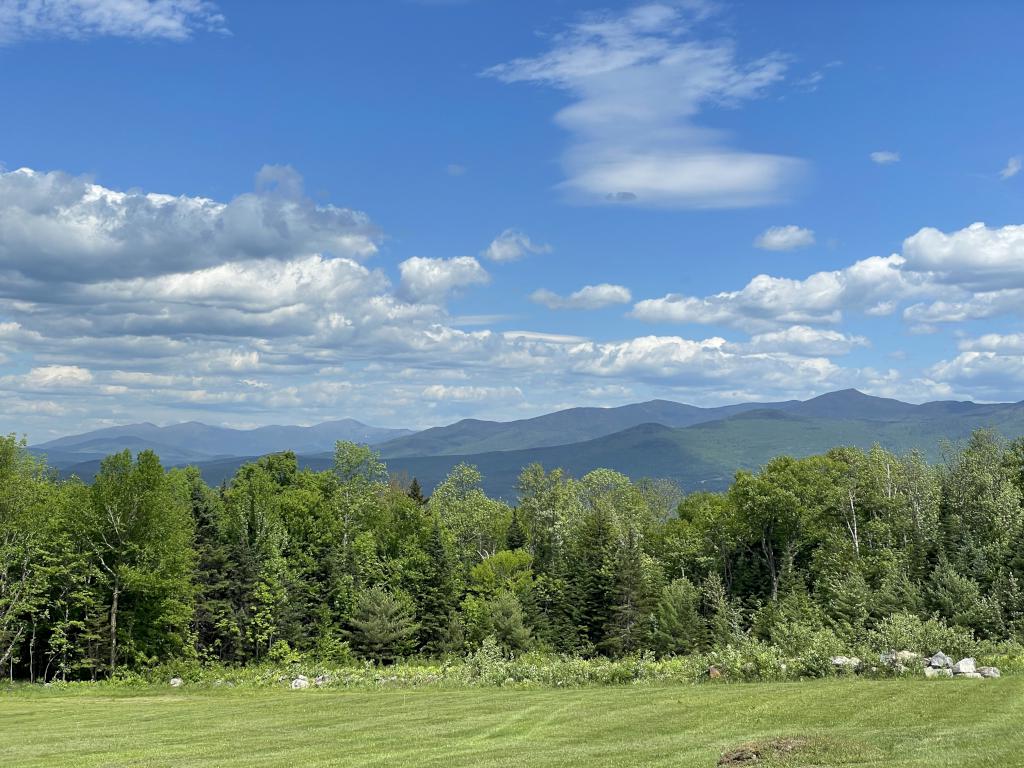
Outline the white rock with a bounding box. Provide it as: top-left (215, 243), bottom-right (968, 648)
top-left (169, 677), bottom-right (184, 688)
top-left (314, 674), bottom-right (330, 687)
top-left (959, 672), bottom-right (983, 679)
top-left (291, 676), bottom-right (310, 689)
top-left (924, 666), bottom-right (952, 678)
top-left (928, 652), bottom-right (952, 669)
top-left (952, 658), bottom-right (976, 675)
top-left (978, 667), bottom-right (1001, 679)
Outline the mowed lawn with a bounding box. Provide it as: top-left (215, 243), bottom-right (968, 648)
top-left (3, 678), bottom-right (1022, 767)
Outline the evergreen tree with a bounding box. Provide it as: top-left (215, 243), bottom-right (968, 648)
top-left (347, 587), bottom-right (419, 664)
top-left (408, 477), bottom-right (427, 506)
top-left (416, 516), bottom-right (457, 656)
top-left (652, 577), bottom-right (703, 657)
top-left (505, 509), bottom-right (527, 551)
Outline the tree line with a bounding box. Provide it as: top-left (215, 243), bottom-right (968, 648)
top-left (2, 429), bottom-right (1023, 680)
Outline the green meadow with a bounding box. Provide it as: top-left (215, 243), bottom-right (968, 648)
top-left (3, 678), bottom-right (1021, 767)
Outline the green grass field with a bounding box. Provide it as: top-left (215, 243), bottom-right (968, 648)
top-left (3, 678), bottom-right (1022, 767)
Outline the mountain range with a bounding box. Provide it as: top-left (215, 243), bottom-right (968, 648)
top-left (30, 389), bottom-right (1024, 499)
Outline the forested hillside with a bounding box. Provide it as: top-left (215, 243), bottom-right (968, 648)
top-left (3, 430), bottom-right (1024, 681)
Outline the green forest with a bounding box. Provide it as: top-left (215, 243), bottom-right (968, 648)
top-left (3, 429), bottom-right (1024, 684)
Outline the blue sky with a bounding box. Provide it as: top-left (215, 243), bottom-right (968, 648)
top-left (2, 0), bottom-right (1024, 437)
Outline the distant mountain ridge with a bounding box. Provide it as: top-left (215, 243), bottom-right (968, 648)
top-left (31, 390), bottom-right (1024, 499)
top-left (33, 419), bottom-right (412, 468)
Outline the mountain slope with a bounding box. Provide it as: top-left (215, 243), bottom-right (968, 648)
top-left (33, 419), bottom-right (412, 467)
top-left (375, 399), bottom-right (794, 457)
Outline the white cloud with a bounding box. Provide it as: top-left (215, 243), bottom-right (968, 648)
top-left (0, 0), bottom-right (226, 44)
top-left (742, 326), bottom-right (869, 356)
top-left (754, 225), bottom-right (815, 251)
top-left (631, 255), bottom-right (917, 331)
top-left (0, 166), bottom-right (378, 284)
top-left (870, 151), bottom-right (900, 165)
top-left (481, 229), bottom-right (552, 262)
top-left (422, 384), bottom-right (523, 402)
top-left (398, 256), bottom-right (490, 304)
top-left (901, 222), bottom-right (1024, 290)
top-left (485, 3), bottom-right (804, 208)
top-left (530, 283), bottom-right (632, 310)
top-left (22, 365), bottom-right (93, 388)
top-left (1000, 156), bottom-right (1021, 180)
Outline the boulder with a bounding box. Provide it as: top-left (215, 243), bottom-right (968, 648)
top-left (291, 675), bottom-right (310, 690)
top-left (831, 656), bottom-right (860, 670)
top-left (314, 674), bottom-right (331, 687)
top-left (924, 666), bottom-right (952, 678)
top-left (927, 652), bottom-right (952, 669)
top-left (958, 672), bottom-right (983, 679)
top-left (952, 658), bottom-right (976, 676)
top-left (978, 667), bottom-right (1001, 679)
top-left (169, 677), bottom-right (184, 688)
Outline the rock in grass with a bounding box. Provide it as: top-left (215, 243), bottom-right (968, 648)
top-left (952, 658), bottom-right (976, 675)
top-left (291, 675), bottom-right (310, 690)
top-left (958, 672), bottom-right (983, 679)
top-left (169, 677), bottom-right (183, 688)
top-left (924, 666), bottom-right (952, 678)
top-left (314, 674), bottom-right (331, 687)
top-left (978, 667), bottom-right (1001, 679)
top-left (928, 652), bottom-right (952, 669)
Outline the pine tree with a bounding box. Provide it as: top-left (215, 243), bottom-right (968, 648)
top-left (347, 587), bottom-right (419, 664)
top-left (408, 478), bottom-right (426, 506)
top-left (416, 516), bottom-right (456, 656)
top-left (572, 508), bottom-right (615, 654)
top-left (652, 577), bottom-right (703, 657)
top-left (700, 573), bottom-right (741, 650)
top-left (505, 509), bottom-right (527, 551)
top-left (602, 528), bottom-right (657, 656)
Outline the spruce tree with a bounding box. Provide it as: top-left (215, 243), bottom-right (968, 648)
top-left (408, 478), bottom-right (426, 506)
top-left (416, 516), bottom-right (456, 656)
top-left (505, 509), bottom-right (527, 551)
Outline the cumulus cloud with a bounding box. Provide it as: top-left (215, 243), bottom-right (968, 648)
top-left (754, 225), bottom-right (815, 251)
top-left (398, 256), bottom-right (490, 304)
top-left (481, 229), bottom-right (552, 262)
top-left (1000, 156), bottom-right (1021, 180)
top-left (631, 255), bottom-right (918, 331)
top-left (0, 0), bottom-right (226, 44)
top-left (0, 166), bottom-right (379, 284)
top-left (484, 3), bottom-right (804, 208)
top-left (870, 151), bottom-right (900, 165)
top-left (742, 326), bottom-right (869, 356)
top-left (902, 222), bottom-right (1024, 290)
top-left (530, 283), bottom-right (632, 310)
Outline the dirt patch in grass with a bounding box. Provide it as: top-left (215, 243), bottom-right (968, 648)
top-left (717, 737), bottom-right (810, 765)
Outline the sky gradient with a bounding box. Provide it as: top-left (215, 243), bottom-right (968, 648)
top-left (2, 0), bottom-right (1024, 438)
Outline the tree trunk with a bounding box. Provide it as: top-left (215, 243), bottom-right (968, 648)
top-left (109, 581), bottom-right (120, 673)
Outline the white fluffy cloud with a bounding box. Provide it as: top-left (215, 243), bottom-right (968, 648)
top-left (398, 256), bottom-right (490, 304)
top-left (631, 255), bottom-right (915, 330)
top-left (485, 3), bottom-right (803, 208)
top-left (0, 166), bottom-right (378, 285)
top-left (530, 283), bottom-right (632, 310)
top-left (743, 326), bottom-right (869, 357)
top-left (870, 151), bottom-right (900, 165)
top-left (902, 222), bottom-right (1024, 290)
top-left (482, 229), bottom-right (552, 262)
top-left (0, 0), bottom-right (225, 44)
top-left (755, 225), bottom-right (815, 251)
